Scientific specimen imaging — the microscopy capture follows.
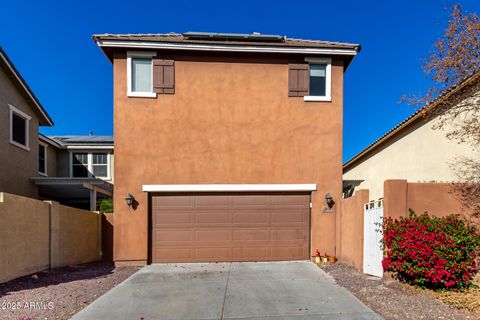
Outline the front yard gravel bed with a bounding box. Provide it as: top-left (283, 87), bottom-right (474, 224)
top-left (0, 262), bottom-right (139, 320)
top-left (320, 263), bottom-right (479, 320)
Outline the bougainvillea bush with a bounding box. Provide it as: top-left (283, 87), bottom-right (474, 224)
top-left (382, 210), bottom-right (480, 290)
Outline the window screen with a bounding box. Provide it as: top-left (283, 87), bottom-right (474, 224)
top-left (309, 64), bottom-right (327, 97)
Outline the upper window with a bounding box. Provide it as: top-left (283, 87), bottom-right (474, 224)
top-left (127, 52), bottom-right (156, 98)
top-left (72, 153), bottom-right (89, 177)
top-left (304, 58), bottom-right (331, 102)
top-left (39, 143), bottom-right (47, 175)
top-left (71, 152), bottom-right (110, 179)
top-left (9, 104), bottom-right (31, 151)
top-left (92, 153), bottom-right (108, 177)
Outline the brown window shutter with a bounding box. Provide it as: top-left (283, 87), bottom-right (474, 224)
top-left (153, 58), bottom-right (175, 94)
top-left (288, 64), bottom-right (308, 97)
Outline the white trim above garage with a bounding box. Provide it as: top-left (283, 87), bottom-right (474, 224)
top-left (142, 184), bottom-right (317, 192)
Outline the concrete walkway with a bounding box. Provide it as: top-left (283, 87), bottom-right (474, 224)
top-left (72, 261), bottom-right (381, 320)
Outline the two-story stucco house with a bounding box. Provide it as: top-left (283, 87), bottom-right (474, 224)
top-left (1, 47), bottom-right (113, 210)
top-left (93, 32), bottom-right (360, 265)
top-left (0, 47), bottom-right (54, 198)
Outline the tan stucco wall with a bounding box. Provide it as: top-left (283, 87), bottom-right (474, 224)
top-left (0, 192), bottom-right (49, 283)
top-left (50, 201), bottom-right (101, 268)
top-left (384, 180), bottom-right (463, 220)
top-left (344, 101), bottom-right (480, 200)
top-left (0, 66), bottom-right (40, 198)
top-left (339, 189), bottom-right (369, 271)
top-left (112, 52), bottom-right (346, 264)
top-left (0, 192), bottom-right (101, 283)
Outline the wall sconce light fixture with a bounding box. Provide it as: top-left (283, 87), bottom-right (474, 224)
top-left (125, 193), bottom-right (134, 206)
top-left (324, 193), bottom-right (335, 212)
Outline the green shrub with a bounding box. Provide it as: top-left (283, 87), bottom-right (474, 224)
top-left (97, 197), bottom-right (113, 213)
top-left (382, 210), bottom-right (480, 290)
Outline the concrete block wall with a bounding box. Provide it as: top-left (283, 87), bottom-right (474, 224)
top-left (0, 192), bottom-right (102, 283)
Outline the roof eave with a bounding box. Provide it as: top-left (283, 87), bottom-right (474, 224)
top-left (93, 39), bottom-right (360, 61)
top-left (0, 48), bottom-right (54, 126)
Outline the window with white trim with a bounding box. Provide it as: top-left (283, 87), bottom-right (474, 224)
top-left (39, 143), bottom-right (47, 175)
top-left (127, 52), bottom-right (156, 98)
top-left (71, 152), bottom-right (110, 179)
top-left (72, 153), bottom-right (89, 177)
top-left (92, 153), bottom-right (108, 177)
top-left (304, 58), bottom-right (332, 102)
top-left (9, 104), bottom-right (31, 150)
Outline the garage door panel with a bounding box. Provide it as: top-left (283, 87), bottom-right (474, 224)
top-left (271, 247), bottom-right (307, 259)
top-left (154, 248), bottom-right (192, 260)
top-left (232, 195), bottom-right (269, 207)
top-left (195, 195), bottom-right (231, 208)
top-left (270, 211), bottom-right (307, 224)
top-left (153, 196), bottom-right (194, 208)
top-left (271, 229), bottom-right (307, 241)
top-left (151, 194), bottom-right (310, 263)
top-left (232, 247), bottom-right (268, 260)
top-left (233, 229), bottom-right (269, 241)
top-left (195, 230), bottom-right (230, 241)
top-left (154, 230), bottom-right (194, 242)
top-left (233, 212), bottom-right (269, 224)
top-left (194, 247), bottom-right (231, 259)
top-left (195, 211), bottom-right (231, 224)
top-left (153, 212), bottom-right (193, 225)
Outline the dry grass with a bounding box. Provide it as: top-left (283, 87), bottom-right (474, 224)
top-left (421, 275), bottom-right (480, 316)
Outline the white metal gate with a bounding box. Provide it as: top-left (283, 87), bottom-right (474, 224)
top-left (363, 200), bottom-right (384, 277)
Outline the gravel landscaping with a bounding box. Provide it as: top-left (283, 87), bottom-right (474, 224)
top-left (319, 263), bottom-right (479, 320)
top-left (0, 262), bottom-right (139, 320)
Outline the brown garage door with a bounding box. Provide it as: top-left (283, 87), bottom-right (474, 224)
top-left (150, 193), bottom-right (310, 263)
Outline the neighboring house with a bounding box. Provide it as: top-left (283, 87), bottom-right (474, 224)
top-left (343, 72), bottom-right (480, 200)
top-left (93, 32), bottom-right (361, 265)
top-left (0, 46), bottom-right (113, 209)
top-left (32, 134), bottom-right (114, 210)
top-left (0, 47), bottom-right (54, 198)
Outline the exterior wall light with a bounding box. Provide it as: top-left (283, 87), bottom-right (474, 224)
top-left (125, 193), bottom-right (134, 206)
top-left (324, 193), bottom-right (335, 212)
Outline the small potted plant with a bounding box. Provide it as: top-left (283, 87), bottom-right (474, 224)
top-left (329, 255), bottom-right (336, 263)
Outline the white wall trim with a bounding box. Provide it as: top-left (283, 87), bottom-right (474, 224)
top-left (142, 184), bottom-right (317, 192)
top-left (9, 104), bottom-right (31, 151)
top-left (66, 145), bottom-right (114, 150)
top-left (97, 40), bottom-right (358, 56)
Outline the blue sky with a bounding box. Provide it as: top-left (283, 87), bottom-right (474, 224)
top-left (1, 0), bottom-right (479, 162)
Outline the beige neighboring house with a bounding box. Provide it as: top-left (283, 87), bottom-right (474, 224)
top-left (0, 47), bottom-right (113, 210)
top-left (32, 134), bottom-right (114, 210)
top-left (0, 47), bottom-right (54, 198)
top-left (343, 72), bottom-right (480, 200)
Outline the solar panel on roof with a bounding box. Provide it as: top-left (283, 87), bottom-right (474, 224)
top-left (183, 32), bottom-right (285, 42)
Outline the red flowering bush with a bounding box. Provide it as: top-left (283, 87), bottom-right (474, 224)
top-left (382, 210), bottom-right (480, 290)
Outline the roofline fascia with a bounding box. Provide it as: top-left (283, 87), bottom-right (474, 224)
top-left (66, 145), bottom-right (114, 150)
top-left (95, 40), bottom-right (359, 57)
top-left (39, 134), bottom-right (63, 148)
top-left (0, 50), bottom-right (54, 126)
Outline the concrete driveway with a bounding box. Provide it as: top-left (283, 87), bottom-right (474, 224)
top-left (72, 261), bottom-right (381, 320)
